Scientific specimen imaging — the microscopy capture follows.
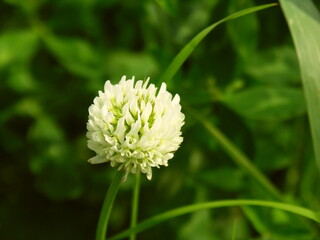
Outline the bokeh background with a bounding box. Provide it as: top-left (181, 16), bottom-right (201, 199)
top-left (1, 0), bottom-right (319, 239)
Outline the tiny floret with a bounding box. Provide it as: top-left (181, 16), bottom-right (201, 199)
top-left (86, 76), bottom-right (185, 180)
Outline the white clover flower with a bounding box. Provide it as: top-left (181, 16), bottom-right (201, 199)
top-left (86, 75), bottom-right (185, 180)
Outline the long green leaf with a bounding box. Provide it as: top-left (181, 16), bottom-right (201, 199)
top-left (279, 0), bottom-right (320, 172)
top-left (159, 3), bottom-right (278, 87)
top-left (109, 199), bottom-right (320, 240)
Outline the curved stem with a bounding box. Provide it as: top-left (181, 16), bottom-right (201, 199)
top-left (109, 199), bottom-right (320, 240)
top-left (130, 172), bottom-right (141, 240)
top-left (96, 170), bottom-right (125, 240)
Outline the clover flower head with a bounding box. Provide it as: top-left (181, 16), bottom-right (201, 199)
top-left (86, 75), bottom-right (185, 180)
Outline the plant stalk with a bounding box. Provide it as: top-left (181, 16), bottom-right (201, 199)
top-left (96, 170), bottom-right (125, 240)
top-left (130, 172), bottom-right (141, 240)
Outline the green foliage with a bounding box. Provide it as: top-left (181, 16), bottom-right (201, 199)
top-left (222, 87), bottom-right (306, 120)
top-left (158, 3), bottom-right (277, 87)
top-left (44, 35), bottom-right (104, 79)
top-left (245, 46), bottom-right (301, 85)
top-left (227, 0), bottom-right (258, 61)
top-left (1, 0), bottom-right (320, 240)
top-left (0, 30), bottom-right (38, 68)
top-left (109, 200), bottom-right (320, 240)
top-left (279, 0), bottom-right (320, 174)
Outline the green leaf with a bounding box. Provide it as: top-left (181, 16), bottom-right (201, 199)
top-left (0, 30), bottom-right (38, 68)
top-left (6, 65), bottom-right (37, 92)
top-left (106, 51), bottom-right (159, 81)
top-left (200, 167), bottom-right (244, 191)
top-left (3, 0), bottom-right (43, 13)
top-left (242, 206), bottom-right (270, 235)
top-left (28, 117), bottom-right (64, 143)
top-left (279, 0), bottom-right (320, 172)
top-left (254, 124), bottom-right (292, 171)
top-left (244, 205), bottom-right (316, 239)
top-left (159, 3), bottom-right (277, 87)
top-left (178, 188), bottom-right (215, 240)
top-left (221, 87), bottom-right (306, 120)
top-left (44, 35), bottom-right (103, 79)
top-left (13, 98), bottom-right (43, 118)
top-left (180, 90), bottom-right (215, 105)
top-left (178, 209), bottom-right (215, 240)
top-left (28, 117), bottom-right (83, 200)
top-left (155, 0), bottom-right (177, 16)
top-left (28, 117), bottom-right (65, 174)
top-left (245, 46), bottom-right (301, 86)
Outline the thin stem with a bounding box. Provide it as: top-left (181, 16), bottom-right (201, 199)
top-left (130, 172), bottom-right (141, 240)
top-left (231, 220), bottom-right (237, 240)
top-left (109, 199), bottom-right (320, 240)
top-left (96, 170), bottom-right (125, 240)
top-left (185, 105), bottom-right (282, 200)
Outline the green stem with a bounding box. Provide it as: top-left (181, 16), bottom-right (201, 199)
top-left (231, 220), bottom-right (237, 240)
top-left (96, 170), bottom-right (125, 240)
top-left (186, 105), bottom-right (282, 200)
top-left (130, 172), bottom-right (141, 240)
top-left (109, 199), bottom-right (320, 240)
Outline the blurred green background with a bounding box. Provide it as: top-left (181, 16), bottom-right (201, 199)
top-left (1, 0), bottom-right (319, 239)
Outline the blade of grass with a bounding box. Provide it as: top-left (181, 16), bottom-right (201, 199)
top-left (109, 199), bottom-right (320, 240)
top-left (279, 0), bottom-right (320, 172)
top-left (158, 3), bottom-right (278, 87)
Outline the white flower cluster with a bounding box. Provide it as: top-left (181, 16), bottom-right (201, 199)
top-left (87, 76), bottom-right (184, 180)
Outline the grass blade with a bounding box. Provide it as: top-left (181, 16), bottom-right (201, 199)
top-left (109, 199), bottom-right (320, 240)
top-left (279, 0), bottom-right (320, 172)
top-left (159, 3), bottom-right (278, 87)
